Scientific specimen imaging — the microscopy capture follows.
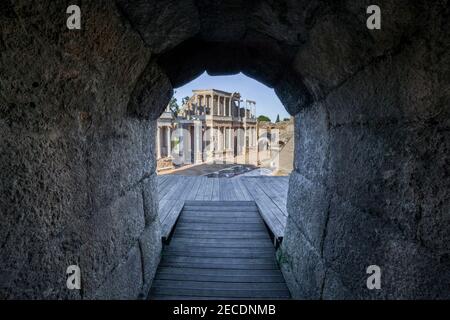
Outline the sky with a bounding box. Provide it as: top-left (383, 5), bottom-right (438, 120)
top-left (173, 72), bottom-right (289, 122)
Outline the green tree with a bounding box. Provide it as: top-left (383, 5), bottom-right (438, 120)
top-left (276, 114), bottom-right (280, 123)
top-left (257, 115), bottom-right (271, 122)
top-left (182, 96), bottom-right (190, 105)
top-left (169, 91), bottom-right (180, 116)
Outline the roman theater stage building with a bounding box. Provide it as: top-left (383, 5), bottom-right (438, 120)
top-left (156, 89), bottom-right (259, 166)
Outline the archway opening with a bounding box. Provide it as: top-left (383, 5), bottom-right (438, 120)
top-left (155, 72), bottom-right (293, 177)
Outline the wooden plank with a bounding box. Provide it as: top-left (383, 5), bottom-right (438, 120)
top-left (253, 177), bottom-right (288, 219)
top-left (181, 211), bottom-right (261, 218)
top-left (176, 177), bottom-right (195, 200)
top-left (152, 280), bottom-right (288, 291)
top-left (184, 200), bottom-right (255, 206)
top-left (177, 216), bottom-right (263, 224)
top-left (160, 200), bottom-right (185, 238)
top-left (151, 287), bottom-right (290, 299)
top-left (203, 177), bottom-right (214, 201)
top-left (160, 176), bottom-right (185, 201)
top-left (169, 238), bottom-right (273, 248)
top-left (173, 230), bottom-right (269, 239)
top-left (211, 178), bottom-right (220, 201)
top-left (183, 205), bottom-right (258, 212)
top-left (193, 177), bottom-right (208, 201)
top-left (241, 178), bottom-right (285, 238)
top-left (163, 248), bottom-right (275, 258)
top-left (158, 176), bottom-right (179, 198)
top-left (235, 178), bottom-right (251, 201)
top-left (161, 256), bottom-right (277, 266)
top-left (163, 247), bottom-right (276, 258)
top-left (158, 261), bottom-right (279, 270)
top-left (242, 181), bottom-right (282, 236)
top-left (158, 199), bottom-right (177, 226)
top-left (155, 272), bottom-right (285, 283)
top-left (154, 267), bottom-right (281, 277)
top-left (174, 223), bottom-right (266, 232)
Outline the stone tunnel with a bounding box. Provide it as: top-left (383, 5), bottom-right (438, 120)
top-left (0, 0), bottom-right (449, 299)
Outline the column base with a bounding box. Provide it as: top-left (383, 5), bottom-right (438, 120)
top-left (194, 152), bottom-right (203, 164)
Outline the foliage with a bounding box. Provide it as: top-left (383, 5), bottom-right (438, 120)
top-left (182, 96), bottom-right (190, 105)
top-left (169, 91), bottom-right (180, 116)
top-left (257, 115), bottom-right (271, 122)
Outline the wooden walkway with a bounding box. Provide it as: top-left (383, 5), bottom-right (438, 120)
top-left (157, 176), bottom-right (289, 241)
top-left (150, 201), bottom-right (291, 300)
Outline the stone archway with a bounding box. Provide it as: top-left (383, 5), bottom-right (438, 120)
top-left (0, 1), bottom-right (449, 299)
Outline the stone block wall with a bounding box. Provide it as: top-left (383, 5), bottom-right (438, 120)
top-left (0, 1), bottom-right (164, 299)
top-left (279, 1), bottom-right (450, 299)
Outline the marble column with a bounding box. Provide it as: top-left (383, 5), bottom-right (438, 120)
top-left (217, 126), bottom-right (222, 151)
top-left (156, 126), bottom-right (161, 159)
top-left (194, 121), bottom-right (202, 164)
top-left (166, 126), bottom-right (171, 158)
top-left (222, 96), bottom-right (226, 116)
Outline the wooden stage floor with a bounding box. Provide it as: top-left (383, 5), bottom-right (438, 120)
top-left (158, 175), bottom-right (289, 241)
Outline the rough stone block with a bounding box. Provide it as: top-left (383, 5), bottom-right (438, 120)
top-left (142, 173), bottom-right (160, 226)
top-left (321, 268), bottom-right (354, 300)
top-left (343, 0), bottom-right (426, 56)
top-left (287, 171), bottom-right (329, 251)
top-left (293, 13), bottom-right (373, 100)
top-left (279, 218), bottom-right (325, 299)
top-left (116, 0), bottom-right (200, 53)
top-left (93, 245), bottom-right (143, 300)
top-left (322, 198), bottom-right (405, 299)
top-left (381, 239), bottom-right (450, 299)
top-left (293, 102), bottom-right (330, 182)
top-left (127, 62), bottom-right (173, 120)
top-left (324, 61), bottom-right (402, 127)
top-left (328, 124), bottom-right (419, 239)
top-left (274, 71), bottom-right (312, 116)
top-left (86, 118), bottom-right (156, 212)
top-left (410, 125), bottom-right (450, 255)
top-left (139, 222), bottom-right (162, 297)
top-left (80, 188), bottom-right (145, 297)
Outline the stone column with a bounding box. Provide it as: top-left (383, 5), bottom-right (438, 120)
top-left (202, 96), bottom-right (206, 115)
top-left (228, 126), bottom-right (233, 163)
top-left (217, 96), bottom-right (220, 116)
top-left (193, 120), bottom-right (202, 164)
top-left (224, 127), bottom-right (228, 150)
top-left (251, 127), bottom-right (254, 147)
top-left (227, 98), bottom-right (230, 116)
top-left (217, 126), bottom-right (222, 151)
top-left (244, 117), bottom-right (248, 163)
top-left (222, 96), bottom-right (226, 116)
top-left (216, 96), bottom-right (218, 116)
top-left (166, 126), bottom-right (171, 158)
top-left (238, 100), bottom-right (241, 121)
top-left (156, 126), bottom-right (161, 159)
